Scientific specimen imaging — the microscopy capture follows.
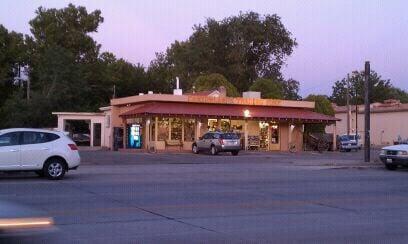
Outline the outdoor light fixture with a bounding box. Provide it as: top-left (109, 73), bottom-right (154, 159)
top-left (146, 119), bottom-right (150, 125)
top-left (198, 122), bottom-right (202, 127)
top-left (243, 109), bottom-right (251, 118)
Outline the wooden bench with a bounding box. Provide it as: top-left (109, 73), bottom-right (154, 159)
top-left (165, 140), bottom-right (183, 151)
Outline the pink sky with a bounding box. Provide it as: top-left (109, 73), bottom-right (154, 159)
top-left (1, 0), bottom-right (407, 96)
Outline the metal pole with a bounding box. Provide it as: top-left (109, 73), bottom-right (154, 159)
top-left (364, 61), bottom-right (371, 162)
top-left (346, 74), bottom-right (351, 135)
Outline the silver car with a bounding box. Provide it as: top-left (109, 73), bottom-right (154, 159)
top-left (192, 132), bottom-right (241, 155)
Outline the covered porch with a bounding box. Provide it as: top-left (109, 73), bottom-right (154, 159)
top-left (118, 102), bottom-right (338, 152)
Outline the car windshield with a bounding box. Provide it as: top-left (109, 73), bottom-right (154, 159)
top-left (221, 133), bottom-right (239, 139)
top-left (340, 135), bottom-right (355, 141)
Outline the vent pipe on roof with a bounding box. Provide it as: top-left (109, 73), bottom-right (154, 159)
top-left (173, 76), bottom-right (183, 95)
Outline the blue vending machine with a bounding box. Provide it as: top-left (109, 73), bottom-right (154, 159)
top-left (128, 124), bottom-right (142, 149)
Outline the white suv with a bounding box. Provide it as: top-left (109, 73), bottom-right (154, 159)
top-left (0, 128), bottom-right (80, 180)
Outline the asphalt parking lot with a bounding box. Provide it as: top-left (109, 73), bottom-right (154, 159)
top-left (2, 150), bottom-right (408, 243)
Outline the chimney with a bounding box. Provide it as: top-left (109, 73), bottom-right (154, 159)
top-left (173, 77), bottom-right (183, 95)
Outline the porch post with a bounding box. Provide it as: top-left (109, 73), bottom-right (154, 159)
top-left (90, 121), bottom-right (94, 147)
top-left (244, 119), bottom-right (248, 151)
top-left (168, 118), bottom-right (172, 140)
top-left (181, 119), bottom-right (185, 143)
top-left (145, 118), bottom-right (150, 150)
top-left (155, 117), bottom-right (158, 150)
top-left (122, 118), bottom-right (127, 149)
top-left (195, 119), bottom-right (200, 141)
top-left (332, 123), bottom-right (337, 151)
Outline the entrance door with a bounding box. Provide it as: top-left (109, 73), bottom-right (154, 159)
top-left (269, 124), bottom-right (280, 151)
top-left (113, 127), bottom-right (124, 150)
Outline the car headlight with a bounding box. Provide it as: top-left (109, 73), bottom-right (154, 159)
top-left (397, 151), bottom-right (408, 156)
top-left (380, 150), bottom-right (386, 155)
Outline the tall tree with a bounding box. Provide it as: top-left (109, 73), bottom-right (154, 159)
top-left (0, 25), bottom-right (28, 107)
top-left (29, 4), bottom-right (103, 63)
top-left (282, 78), bottom-right (301, 100)
top-left (149, 11), bottom-right (297, 92)
top-left (331, 70), bottom-right (408, 106)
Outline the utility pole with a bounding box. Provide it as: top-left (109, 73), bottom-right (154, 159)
top-left (346, 74), bottom-right (351, 135)
top-left (364, 61), bottom-right (371, 162)
top-left (355, 98), bottom-right (358, 142)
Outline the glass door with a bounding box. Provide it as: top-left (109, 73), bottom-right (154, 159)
top-left (270, 123), bottom-right (280, 151)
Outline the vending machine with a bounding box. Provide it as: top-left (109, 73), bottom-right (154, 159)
top-left (128, 124), bottom-right (142, 149)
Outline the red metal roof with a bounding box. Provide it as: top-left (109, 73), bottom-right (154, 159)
top-left (120, 102), bottom-right (339, 123)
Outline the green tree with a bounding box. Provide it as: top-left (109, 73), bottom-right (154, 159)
top-left (29, 4), bottom-right (103, 63)
top-left (0, 25), bottom-right (28, 108)
top-left (282, 78), bottom-right (301, 100)
top-left (194, 73), bottom-right (240, 97)
top-left (150, 11), bottom-right (297, 92)
top-left (331, 70), bottom-right (408, 105)
top-left (304, 94), bottom-right (334, 133)
top-left (248, 77), bottom-right (301, 100)
top-left (249, 78), bottom-right (283, 99)
top-left (1, 4), bottom-right (106, 128)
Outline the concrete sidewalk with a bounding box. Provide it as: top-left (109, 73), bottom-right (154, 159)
top-left (78, 149), bottom-right (383, 169)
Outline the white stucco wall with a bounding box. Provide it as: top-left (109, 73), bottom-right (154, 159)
top-left (326, 111), bottom-right (408, 146)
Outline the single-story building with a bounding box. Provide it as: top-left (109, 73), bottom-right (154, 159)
top-left (326, 99), bottom-right (408, 146)
top-left (53, 85), bottom-right (339, 152)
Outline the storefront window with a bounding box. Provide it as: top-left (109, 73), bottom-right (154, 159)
top-left (271, 124), bottom-right (279, 144)
top-left (231, 120), bottom-right (243, 133)
top-left (184, 119), bottom-right (195, 141)
top-left (220, 119), bottom-right (231, 132)
top-left (208, 119), bottom-right (218, 131)
top-left (171, 118), bottom-right (182, 140)
top-left (158, 118), bottom-right (169, 141)
top-left (259, 121), bottom-right (269, 150)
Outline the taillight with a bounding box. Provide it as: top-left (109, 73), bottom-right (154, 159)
top-left (68, 144), bottom-right (78, 150)
top-left (218, 139), bottom-right (224, 145)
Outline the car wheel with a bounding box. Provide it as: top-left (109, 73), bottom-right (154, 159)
top-left (385, 164), bottom-right (397, 171)
top-left (231, 150), bottom-right (239, 156)
top-left (192, 144), bottom-right (199, 154)
top-left (210, 145), bottom-right (218, 155)
top-left (44, 158), bottom-right (66, 180)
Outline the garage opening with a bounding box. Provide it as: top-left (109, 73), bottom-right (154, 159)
top-left (64, 120), bottom-right (91, 146)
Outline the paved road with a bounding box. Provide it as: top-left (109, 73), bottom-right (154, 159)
top-left (1, 152), bottom-right (407, 243)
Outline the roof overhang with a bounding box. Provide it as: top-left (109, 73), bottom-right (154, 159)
top-left (111, 94), bottom-right (315, 109)
top-left (119, 102), bottom-right (340, 124)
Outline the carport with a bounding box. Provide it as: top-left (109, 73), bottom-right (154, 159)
top-left (52, 112), bottom-right (107, 148)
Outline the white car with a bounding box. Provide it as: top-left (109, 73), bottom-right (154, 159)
top-left (0, 128), bottom-right (80, 180)
top-left (379, 144), bottom-right (408, 170)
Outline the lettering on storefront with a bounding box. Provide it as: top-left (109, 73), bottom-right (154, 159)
top-left (187, 96), bottom-right (283, 106)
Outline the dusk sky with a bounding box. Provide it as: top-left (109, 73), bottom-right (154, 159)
top-left (1, 0), bottom-right (407, 96)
